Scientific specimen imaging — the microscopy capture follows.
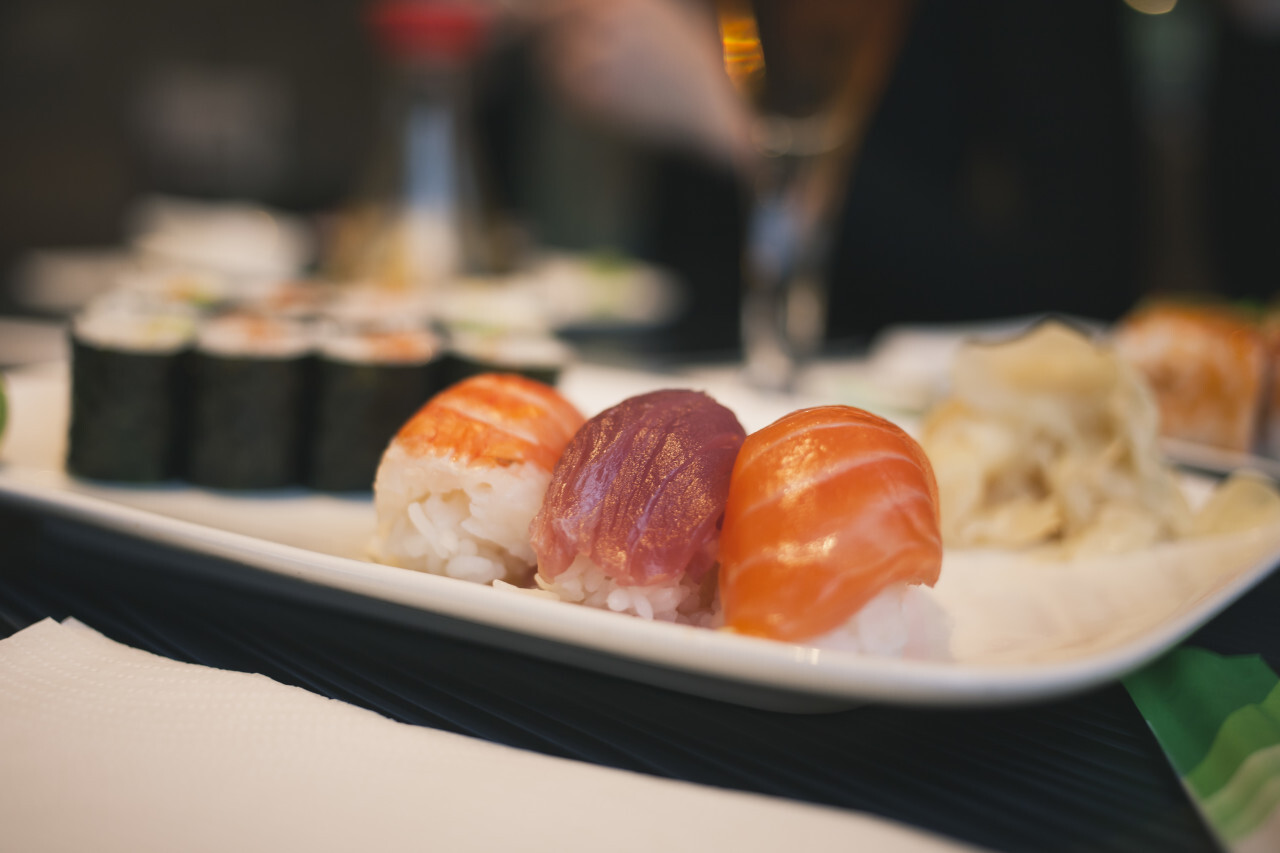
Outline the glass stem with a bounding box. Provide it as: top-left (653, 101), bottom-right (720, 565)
top-left (741, 156), bottom-right (828, 393)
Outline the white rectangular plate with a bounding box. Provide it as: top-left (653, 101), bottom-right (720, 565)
top-left (4, 360), bottom-right (1280, 711)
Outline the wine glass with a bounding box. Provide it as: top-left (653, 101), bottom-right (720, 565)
top-left (717, 0), bottom-right (916, 393)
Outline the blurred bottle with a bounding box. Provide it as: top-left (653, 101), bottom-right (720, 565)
top-left (327, 0), bottom-right (501, 290)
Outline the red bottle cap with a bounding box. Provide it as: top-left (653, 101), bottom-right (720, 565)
top-left (369, 0), bottom-right (494, 63)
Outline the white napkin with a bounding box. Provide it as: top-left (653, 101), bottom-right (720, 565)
top-left (0, 618), bottom-right (975, 853)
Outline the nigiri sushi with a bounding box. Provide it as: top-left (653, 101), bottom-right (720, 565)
top-left (369, 372), bottom-right (585, 585)
top-left (719, 406), bottom-right (947, 656)
top-left (529, 390), bottom-right (746, 624)
top-left (1113, 301), bottom-right (1266, 454)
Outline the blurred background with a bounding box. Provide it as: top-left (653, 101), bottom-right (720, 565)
top-left (1, 0), bottom-right (1278, 357)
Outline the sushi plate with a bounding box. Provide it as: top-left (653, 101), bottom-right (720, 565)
top-left (4, 360), bottom-right (1280, 712)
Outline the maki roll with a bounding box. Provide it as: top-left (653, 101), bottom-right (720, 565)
top-left (66, 299), bottom-right (196, 482)
top-left (113, 268), bottom-right (233, 315)
top-left (324, 283), bottom-right (434, 326)
top-left (238, 278), bottom-right (335, 321)
top-left (307, 321), bottom-right (448, 492)
top-left (184, 312), bottom-right (315, 489)
top-left (529, 390), bottom-right (746, 625)
top-left (369, 373), bottom-right (585, 585)
top-left (443, 328), bottom-right (573, 387)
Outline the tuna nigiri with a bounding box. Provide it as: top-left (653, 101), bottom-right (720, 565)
top-left (719, 406), bottom-right (947, 655)
top-left (529, 390), bottom-right (746, 624)
top-left (369, 372), bottom-right (585, 585)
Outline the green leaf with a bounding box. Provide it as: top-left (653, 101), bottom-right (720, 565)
top-left (1125, 648), bottom-right (1278, 776)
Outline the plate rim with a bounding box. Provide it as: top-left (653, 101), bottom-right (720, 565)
top-left (2, 468), bottom-right (1277, 709)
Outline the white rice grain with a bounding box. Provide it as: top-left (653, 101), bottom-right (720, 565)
top-left (536, 556), bottom-right (719, 626)
top-left (807, 584), bottom-right (952, 660)
top-left (369, 444), bottom-right (552, 586)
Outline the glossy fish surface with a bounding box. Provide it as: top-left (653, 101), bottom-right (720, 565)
top-left (390, 372), bottom-right (584, 471)
top-left (719, 406), bottom-right (942, 642)
top-left (530, 390), bottom-right (746, 586)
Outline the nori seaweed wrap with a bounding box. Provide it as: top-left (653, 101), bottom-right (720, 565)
top-left (306, 322), bottom-right (447, 492)
top-left (66, 304), bottom-right (195, 482)
top-left (184, 312), bottom-right (314, 489)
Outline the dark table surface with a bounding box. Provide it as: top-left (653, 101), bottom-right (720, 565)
top-left (3, 493), bottom-right (1274, 853)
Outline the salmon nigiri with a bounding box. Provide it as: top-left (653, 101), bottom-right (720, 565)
top-left (370, 372), bottom-right (585, 585)
top-left (719, 406), bottom-right (947, 654)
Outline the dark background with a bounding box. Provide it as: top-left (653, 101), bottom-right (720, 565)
top-left (1, 0), bottom-right (1277, 352)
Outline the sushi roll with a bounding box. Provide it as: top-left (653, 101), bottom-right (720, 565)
top-left (529, 390), bottom-right (746, 625)
top-left (306, 320), bottom-right (448, 492)
top-left (240, 278), bottom-right (335, 320)
top-left (1113, 301), bottom-right (1267, 454)
top-left (113, 268), bottom-right (233, 315)
top-left (718, 406), bottom-right (947, 656)
top-left (324, 282), bottom-right (434, 326)
top-left (443, 327), bottom-right (573, 387)
top-left (66, 298), bottom-right (196, 482)
top-left (184, 311), bottom-right (315, 489)
top-left (369, 372), bottom-right (585, 585)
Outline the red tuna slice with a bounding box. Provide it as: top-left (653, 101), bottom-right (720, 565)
top-left (530, 390), bottom-right (747, 587)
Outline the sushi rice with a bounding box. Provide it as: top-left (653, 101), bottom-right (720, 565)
top-left (804, 583), bottom-right (951, 660)
top-left (531, 555), bottom-right (720, 627)
top-left (513, 563), bottom-right (947, 656)
top-left (371, 444), bottom-right (553, 586)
